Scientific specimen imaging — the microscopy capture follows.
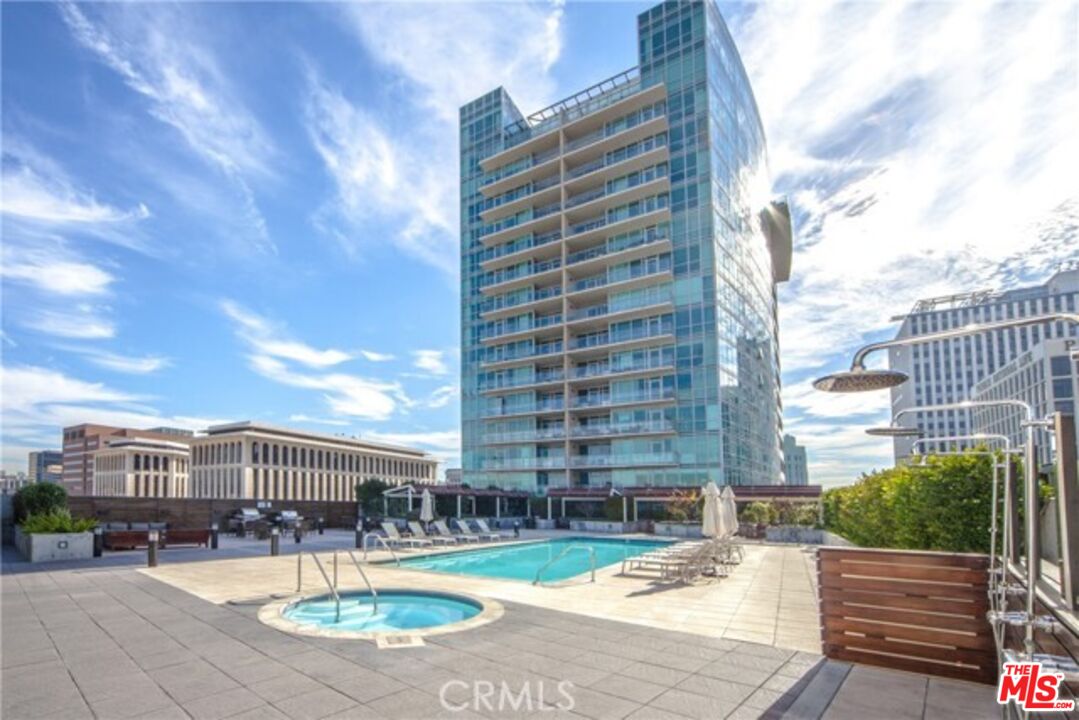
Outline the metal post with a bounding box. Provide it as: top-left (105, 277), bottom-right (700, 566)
top-left (547, 496), bottom-right (552, 521)
top-left (356, 523), bottom-right (364, 550)
top-left (496, 496), bottom-right (501, 519)
top-left (989, 461), bottom-right (999, 587)
top-left (456, 495), bottom-right (462, 519)
top-left (1054, 413), bottom-right (1079, 610)
top-left (296, 551), bottom-right (302, 592)
top-left (333, 550), bottom-right (338, 588)
top-left (622, 496), bottom-right (627, 524)
top-left (270, 527), bottom-right (280, 556)
top-left (1005, 457), bottom-right (1020, 564)
top-left (210, 523), bottom-right (219, 550)
top-left (317, 517), bottom-right (325, 535)
top-left (1023, 422), bottom-right (1039, 658)
top-left (147, 530), bottom-right (159, 568)
top-left (93, 527), bottom-right (104, 558)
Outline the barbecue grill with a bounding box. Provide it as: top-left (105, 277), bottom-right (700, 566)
top-left (268, 509), bottom-right (303, 531)
top-left (229, 508), bottom-right (263, 536)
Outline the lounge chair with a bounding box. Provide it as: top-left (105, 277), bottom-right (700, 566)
top-left (408, 521), bottom-right (456, 546)
top-left (453, 519), bottom-right (498, 542)
top-left (474, 519), bottom-right (511, 541)
top-left (434, 519), bottom-right (479, 543)
top-left (381, 522), bottom-right (432, 549)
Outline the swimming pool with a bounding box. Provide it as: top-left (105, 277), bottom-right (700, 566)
top-left (397, 537), bottom-right (672, 583)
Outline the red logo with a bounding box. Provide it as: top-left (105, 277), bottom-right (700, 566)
top-left (997, 661), bottom-right (1075, 712)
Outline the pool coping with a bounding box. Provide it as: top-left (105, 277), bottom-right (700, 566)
top-left (258, 587), bottom-right (505, 641)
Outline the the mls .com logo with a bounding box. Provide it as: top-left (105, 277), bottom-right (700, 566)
top-left (997, 661), bottom-right (1076, 712)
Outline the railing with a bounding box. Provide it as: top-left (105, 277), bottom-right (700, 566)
top-left (296, 552), bottom-right (341, 622)
top-left (565, 228), bottom-right (669, 266)
top-left (343, 550), bottom-right (378, 615)
top-left (570, 260), bottom-right (672, 294)
top-left (570, 324), bottom-right (673, 350)
top-left (573, 358), bottom-right (673, 379)
top-left (569, 453), bottom-right (676, 468)
top-left (483, 230), bottom-right (563, 264)
top-left (483, 427), bottom-right (566, 443)
top-left (565, 134), bottom-right (668, 180)
top-left (570, 421), bottom-right (674, 438)
top-left (533, 544), bottom-right (597, 586)
top-left (571, 389), bottom-right (675, 408)
top-left (480, 286), bottom-right (562, 315)
top-left (479, 370), bottom-right (565, 392)
top-left (485, 456), bottom-right (567, 471)
top-left (360, 533), bottom-right (400, 565)
top-left (481, 400), bottom-right (565, 418)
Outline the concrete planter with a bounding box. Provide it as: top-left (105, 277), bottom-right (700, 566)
top-left (14, 526), bottom-right (94, 563)
top-left (568, 519), bottom-right (648, 534)
top-left (764, 526), bottom-right (854, 546)
top-left (653, 521), bottom-right (703, 538)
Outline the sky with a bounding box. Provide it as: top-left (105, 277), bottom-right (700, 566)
top-left (1, 1), bottom-right (1076, 486)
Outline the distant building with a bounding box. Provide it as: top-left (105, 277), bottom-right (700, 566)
top-left (144, 427), bottom-right (195, 438)
top-left (445, 468), bottom-right (463, 486)
top-left (888, 269), bottom-right (1079, 460)
top-left (188, 422), bottom-right (438, 501)
top-left (28, 450), bottom-right (63, 483)
top-left (91, 438), bottom-right (191, 498)
top-left (61, 424), bottom-right (193, 496)
top-left (782, 435), bottom-right (809, 486)
top-left (972, 338), bottom-right (1079, 469)
top-left (0, 472), bottom-right (30, 493)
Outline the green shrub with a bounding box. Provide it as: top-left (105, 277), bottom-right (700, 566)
top-left (20, 509), bottom-right (97, 534)
top-left (13, 483), bottom-right (67, 523)
top-left (740, 501), bottom-right (776, 525)
top-left (603, 497), bottom-right (625, 522)
top-left (355, 478), bottom-right (389, 515)
top-left (822, 451), bottom-right (1004, 553)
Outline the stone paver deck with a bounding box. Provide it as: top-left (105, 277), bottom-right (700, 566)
top-left (1, 562), bottom-right (997, 720)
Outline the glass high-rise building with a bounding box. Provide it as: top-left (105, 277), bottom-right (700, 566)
top-left (459, 0), bottom-right (792, 492)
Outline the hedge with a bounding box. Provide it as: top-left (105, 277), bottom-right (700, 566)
top-left (822, 452), bottom-right (1011, 553)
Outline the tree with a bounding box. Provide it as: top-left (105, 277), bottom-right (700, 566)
top-left (13, 483), bottom-right (67, 523)
top-left (355, 478), bottom-right (390, 516)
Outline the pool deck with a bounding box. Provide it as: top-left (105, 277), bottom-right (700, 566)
top-left (1, 530), bottom-right (997, 719)
top-left (143, 531), bottom-right (822, 654)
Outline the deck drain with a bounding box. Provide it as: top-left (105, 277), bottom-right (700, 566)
top-left (376, 635), bottom-right (425, 649)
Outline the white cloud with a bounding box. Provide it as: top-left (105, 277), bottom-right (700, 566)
top-left (58, 1), bottom-right (275, 253)
top-left (24, 307), bottom-right (115, 340)
top-left (365, 430), bottom-right (460, 454)
top-left (412, 349), bottom-right (449, 376)
top-left (360, 350), bottom-right (395, 362)
top-left (73, 348), bottom-right (169, 374)
top-left (2, 162), bottom-right (149, 226)
top-left (221, 301), bottom-right (410, 421)
top-left (1, 246), bottom-right (115, 296)
top-left (289, 414), bottom-right (350, 427)
top-left (220, 300), bottom-right (352, 369)
top-left (426, 384), bottom-right (459, 409)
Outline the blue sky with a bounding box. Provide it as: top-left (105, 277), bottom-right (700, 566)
top-left (2, 1), bottom-right (1076, 486)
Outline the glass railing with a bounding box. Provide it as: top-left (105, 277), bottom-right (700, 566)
top-left (485, 456), bottom-right (567, 470)
top-left (567, 194), bottom-right (669, 237)
top-left (570, 258), bottom-right (672, 294)
top-left (570, 421), bottom-right (675, 438)
top-left (569, 452), bottom-right (676, 468)
top-left (482, 314), bottom-right (564, 342)
top-left (479, 369), bottom-right (565, 392)
top-left (483, 427), bottom-right (567, 443)
top-left (564, 185), bottom-right (607, 209)
top-left (483, 146), bottom-right (560, 185)
top-left (567, 289), bottom-right (672, 322)
top-left (573, 356), bottom-right (674, 379)
top-left (481, 399), bottom-right (565, 418)
top-left (480, 201), bottom-right (561, 239)
top-left (483, 174), bottom-right (561, 213)
top-left (563, 103), bottom-right (666, 154)
top-left (482, 258), bottom-right (562, 289)
top-left (483, 230), bottom-right (563, 264)
top-left (565, 165), bottom-right (668, 210)
top-left (480, 285), bottom-right (563, 314)
top-left (570, 388), bottom-right (675, 408)
top-left (484, 341), bottom-right (564, 364)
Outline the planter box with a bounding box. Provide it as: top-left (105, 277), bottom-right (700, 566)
top-left (653, 521), bottom-right (703, 538)
top-left (764, 526), bottom-right (854, 546)
top-left (568, 520), bottom-right (648, 534)
top-left (14, 527), bottom-right (94, 563)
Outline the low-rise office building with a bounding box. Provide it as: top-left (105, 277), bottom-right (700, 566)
top-left (62, 424), bottom-right (193, 496)
top-left (28, 450), bottom-right (63, 483)
top-left (91, 439), bottom-right (191, 498)
top-left (188, 422), bottom-right (438, 501)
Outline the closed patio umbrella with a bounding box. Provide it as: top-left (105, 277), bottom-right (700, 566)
top-left (419, 488), bottom-right (435, 529)
top-left (720, 486), bottom-right (737, 538)
top-left (701, 481), bottom-right (723, 538)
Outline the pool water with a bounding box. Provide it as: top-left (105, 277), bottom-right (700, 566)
top-left (283, 590), bottom-right (481, 632)
top-left (398, 537), bottom-right (672, 582)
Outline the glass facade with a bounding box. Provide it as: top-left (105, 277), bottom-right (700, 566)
top-left (459, 0), bottom-right (787, 491)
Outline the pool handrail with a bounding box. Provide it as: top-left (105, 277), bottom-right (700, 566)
top-left (533, 544), bottom-right (597, 586)
top-left (344, 549), bottom-right (379, 614)
top-left (361, 532), bottom-right (401, 565)
top-left (308, 552), bottom-right (341, 622)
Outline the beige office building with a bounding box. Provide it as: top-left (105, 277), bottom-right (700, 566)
top-left (188, 422), bottom-right (438, 501)
top-left (91, 438), bottom-right (191, 498)
top-left (62, 424), bottom-right (194, 496)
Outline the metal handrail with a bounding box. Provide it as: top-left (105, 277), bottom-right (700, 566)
top-left (308, 553), bottom-right (341, 623)
top-left (344, 550), bottom-right (379, 614)
top-left (533, 544), bottom-right (596, 586)
top-left (361, 532), bottom-right (401, 565)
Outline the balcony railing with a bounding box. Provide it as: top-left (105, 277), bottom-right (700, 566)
top-left (565, 226), bottom-right (669, 266)
top-left (570, 388), bottom-right (675, 408)
top-left (479, 369), bottom-right (565, 392)
top-left (570, 420), bottom-right (675, 438)
top-left (573, 356), bottom-right (674, 379)
top-left (482, 258), bottom-right (562, 290)
top-left (483, 173), bottom-right (561, 212)
top-left (484, 456), bottom-right (567, 470)
top-left (567, 194), bottom-right (669, 237)
top-left (483, 230), bottom-right (562, 264)
top-left (479, 201), bottom-right (561, 239)
top-left (570, 323), bottom-right (673, 351)
top-left (482, 146), bottom-right (560, 185)
top-left (482, 427), bottom-right (567, 444)
top-left (481, 399), bottom-right (565, 418)
top-left (567, 291), bottom-right (672, 323)
top-left (564, 165), bottom-right (668, 210)
top-left (482, 313), bottom-right (564, 342)
top-left (569, 453), bottom-right (676, 468)
top-left (566, 134), bottom-right (668, 181)
top-left (480, 285), bottom-right (562, 315)
top-left (570, 257), bottom-right (672, 294)
top-left (483, 341), bottom-right (564, 365)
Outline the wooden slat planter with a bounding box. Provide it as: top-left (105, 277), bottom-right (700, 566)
top-left (818, 547), bottom-right (997, 685)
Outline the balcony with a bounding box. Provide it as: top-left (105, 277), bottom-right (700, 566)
top-left (481, 341), bottom-right (564, 370)
top-left (564, 133), bottom-right (668, 183)
top-left (567, 260), bottom-right (673, 304)
top-left (480, 398), bottom-right (565, 418)
top-left (569, 388), bottom-right (675, 409)
top-left (483, 455), bottom-right (567, 471)
top-left (480, 173), bottom-right (561, 223)
top-left (563, 168), bottom-right (669, 219)
top-left (482, 230), bottom-right (563, 271)
top-left (566, 294), bottom-right (673, 330)
top-left (568, 452), bottom-right (677, 468)
top-left (571, 358), bottom-right (675, 383)
top-left (480, 131), bottom-right (560, 178)
top-left (480, 257), bottom-right (562, 296)
top-left (570, 420), bottom-right (675, 438)
top-left (480, 285), bottom-right (562, 320)
top-left (479, 201), bottom-right (562, 246)
top-left (479, 369), bottom-right (565, 394)
top-left (480, 314), bottom-right (564, 345)
top-left (482, 427), bottom-right (567, 444)
top-left (563, 197), bottom-right (671, 248)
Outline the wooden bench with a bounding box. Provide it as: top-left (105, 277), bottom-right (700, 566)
top-left (104, 530), bottom-right (150, 551)
top-left (163, 529), bottom-right (211, 548)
